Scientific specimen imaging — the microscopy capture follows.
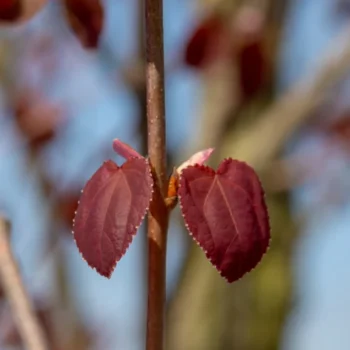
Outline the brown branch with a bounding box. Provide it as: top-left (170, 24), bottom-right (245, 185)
top-left (0, 217), bottom-right (48, 350)
top-left (145, 0), bottom-right (169, 349)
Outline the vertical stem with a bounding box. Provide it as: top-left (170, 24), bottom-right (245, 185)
top-left (145, 0), bottom-right (168, 349)
top-left (0, 217), bottom-right (48, 350)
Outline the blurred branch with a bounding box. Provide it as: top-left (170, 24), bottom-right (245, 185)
top-left (167, 17), bottom-right (350, 350)
top-left (0, 217), bottom-right (48, 350)
top-left (262, 141), bottom-right (338, 193)
top-left (221, 25), bottom-right (350, 168)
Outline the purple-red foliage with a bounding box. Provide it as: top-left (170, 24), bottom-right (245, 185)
top-left (72, 141), bottom-right (270, 282)
top-left (64, 0), bottom-right (104, 49)
top-left (73, 158), bottom-right (153, 278)
top-left (184, 15), bottom-right (226, 68)
top-left (237, 40), bottom-right (267, 101)
top-left (178, 158), bottom-right (270, 282)
top-left (184, 8), bottom-right (269, 102)
top-left (0, 0), bottom-right (21, 21)
top-left (0, 0), bottom-right (47, 24)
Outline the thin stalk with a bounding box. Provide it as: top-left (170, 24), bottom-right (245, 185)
top-left (145, 0), bottom-right (168, 348)
top-left (0, 217), bottom-right (48, 350)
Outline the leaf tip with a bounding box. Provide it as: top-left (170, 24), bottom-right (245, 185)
top-left (112, 138), bottom-right (142, 160)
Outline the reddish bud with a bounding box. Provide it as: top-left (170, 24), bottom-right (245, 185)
top-left (0, 0), bottom-right (21, 21)
top-left (165, 148), bottom-right (214, 209)
top-left (165, 168), bottom-right (179, 210)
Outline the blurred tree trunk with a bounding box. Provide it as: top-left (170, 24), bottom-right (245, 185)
top-left (166, 0), bottom-right (350, 347)
top-left (166, 192), bottom-right (296, 350)
top-left (166, 95), bottom-right (297, 350)
top-left (166, 1), bottom-right (297, 347)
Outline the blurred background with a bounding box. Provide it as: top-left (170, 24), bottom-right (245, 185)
top-left (1, 0), bottom-right (350, 349)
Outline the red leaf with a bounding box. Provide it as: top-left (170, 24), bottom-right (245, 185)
top-left (184, 15), bottom-right (226, 68)
top-left (178, 158), bottom-right (270, 282)
top-left (73, 158), bottom-right (153, 278)
top-left (232, 5), bottom-right (268, 101)
top-left (112, 138), bottom-right (143, 160)
top-left (0, 0), bottom-right (21, 21)
top-left (64, 0), bottom-right (104, 49)
top-left (0, 0), bottom-right (46, 24)
top-left (238, 40), bottom-right (266, 100)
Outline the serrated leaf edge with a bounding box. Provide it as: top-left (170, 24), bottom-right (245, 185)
top-left (178, 158), bottom-right (271, 283)
top-left (72, 157), bottom-right (154, 278)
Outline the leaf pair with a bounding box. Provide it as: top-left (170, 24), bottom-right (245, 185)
top-left (73, 139), bottom-right (270, 282)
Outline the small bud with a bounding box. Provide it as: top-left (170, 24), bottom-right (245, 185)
top-left (177, 148), bottom-right (214, 174)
